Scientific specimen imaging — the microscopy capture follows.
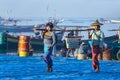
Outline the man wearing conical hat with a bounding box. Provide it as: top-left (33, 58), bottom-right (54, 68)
top-left (88, 20), bottom-right (105, 72)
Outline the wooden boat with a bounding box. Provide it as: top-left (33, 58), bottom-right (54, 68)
top-left (7, 33), bottom-right (118, 53)
top-left (7, 33), bottom-right (65, 53)
top-left (3, 24), bottom-right (119, 53)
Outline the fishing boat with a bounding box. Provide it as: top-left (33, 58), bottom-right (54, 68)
top-left (7, 32), bottom-right (65, 53)
top-left (111, 20), bottom-right (120, 23)
top-left (6, 26), bottom-right (85, 52)
top-left (6, 28), bottom-right (118, 53)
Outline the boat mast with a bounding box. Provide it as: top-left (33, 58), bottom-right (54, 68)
top-left (46, 0), bottom-right (49, 22)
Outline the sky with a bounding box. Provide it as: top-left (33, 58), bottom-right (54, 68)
top-left (0, 0), bottom-right (120, 18)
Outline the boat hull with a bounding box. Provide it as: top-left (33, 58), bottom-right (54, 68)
top-left (6, 35), bottom-right (119, 53)
top-left (7, 35), bottom-right (64, 53)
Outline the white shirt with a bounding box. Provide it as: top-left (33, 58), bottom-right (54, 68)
top-left (90, 30), bottom-right (105, 48)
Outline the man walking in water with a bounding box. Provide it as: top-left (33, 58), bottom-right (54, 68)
top-left (88, 20), bottom-right (105, 72)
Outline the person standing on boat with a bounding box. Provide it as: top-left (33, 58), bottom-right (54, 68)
top-left (88, 20), bottom-right (105, 72)
top-left (41, 22), bottom-right (57, 72)
top-left (34, 24), bottom-right (40, 38)
top-left (66, 30), bottom-right (74, 57)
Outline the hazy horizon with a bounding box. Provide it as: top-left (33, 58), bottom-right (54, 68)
top-left (0, 0), bottom-right (120, 18)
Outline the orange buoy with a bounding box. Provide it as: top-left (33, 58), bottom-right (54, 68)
top-left (18, 35), bottom-right (30, 57)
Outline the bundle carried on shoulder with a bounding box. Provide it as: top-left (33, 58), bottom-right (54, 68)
top-left (65, 36), bottom-right (80, 48)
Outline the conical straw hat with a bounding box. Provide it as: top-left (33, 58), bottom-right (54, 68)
top-left (91, 20), bottom-right (103, 26)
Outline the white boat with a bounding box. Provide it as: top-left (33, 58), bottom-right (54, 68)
top-left (111, 20), bottom-right (120, 23)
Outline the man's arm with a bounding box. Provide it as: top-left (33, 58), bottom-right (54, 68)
top-left (51, 32), bottom-right (57, 47)
top-left (41, 30), bottom-right (46, 39)
top-left (88, 30), bottom-right (93, 39)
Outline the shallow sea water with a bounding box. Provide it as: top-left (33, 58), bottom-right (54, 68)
top-left (0, 54), bottom-right (120, 80)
